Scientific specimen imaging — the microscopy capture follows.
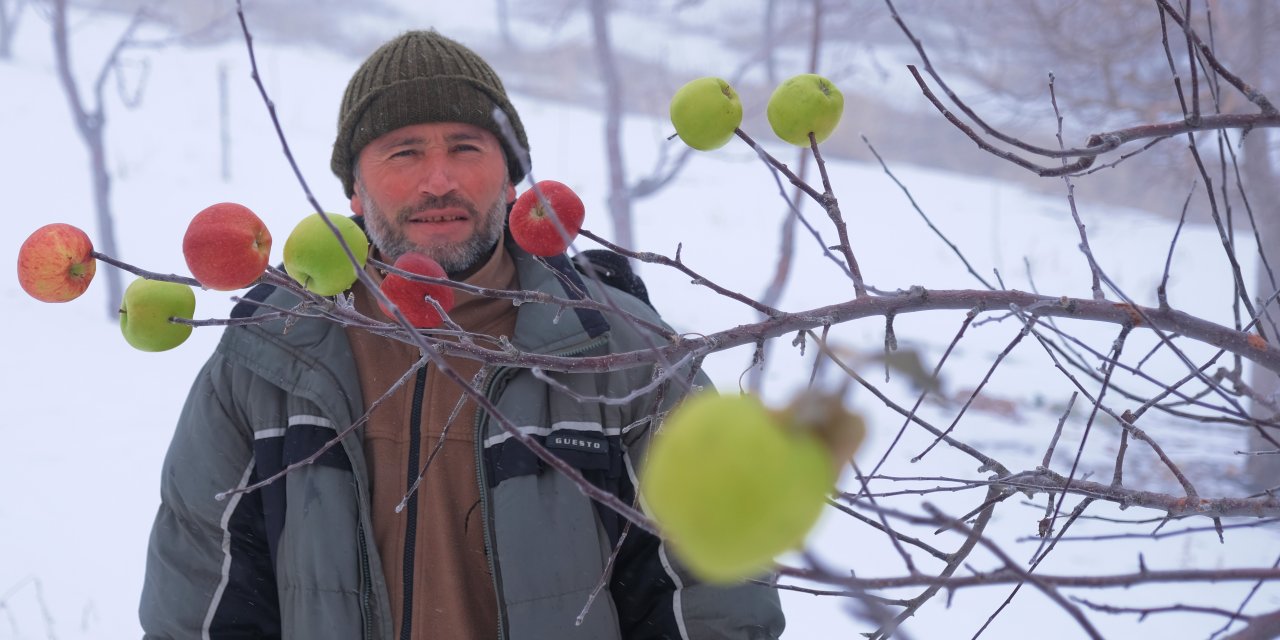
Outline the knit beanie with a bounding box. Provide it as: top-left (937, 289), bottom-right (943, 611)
top-left (331, 30), bottom-right (530, 198)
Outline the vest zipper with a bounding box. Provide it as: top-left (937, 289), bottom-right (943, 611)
top-left (474, 334), bottom-right (610, 640)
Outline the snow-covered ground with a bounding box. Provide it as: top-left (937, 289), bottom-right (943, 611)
top-left (2, 4), bottom-right (1277, 639)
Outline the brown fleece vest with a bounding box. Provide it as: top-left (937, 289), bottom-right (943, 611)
top-left (346, 244), bottom-right (518, 639)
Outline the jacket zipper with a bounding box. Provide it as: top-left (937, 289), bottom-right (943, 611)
top-left (474, 334), bottom-right (609, 640)
top-left (358, 520), bottom-right (374, 640)
top-left (341, 406), bottom-right (374, 640)
top-left (331, 405), bottom-right (374, 640)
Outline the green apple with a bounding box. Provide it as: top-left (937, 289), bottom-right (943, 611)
top-left (640, 392), bottom-right (859, 584)
top-left (669, 77), bottom-right (743, 151)
top-left (283, 213), bottom-right (369, 296)
top-left (766, 73), bottom-right (845, 146)
top-left (119, 277), bottom-right (196, 352)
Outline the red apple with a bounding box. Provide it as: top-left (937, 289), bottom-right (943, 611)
top-left (509, 180), bottom-right (585, 257)
top-left (378, 252), bottom-right (456, 329)
top-left (183, 202), bottom-right (272, 291)
top-left (17, 223), bottom-right (97, 303)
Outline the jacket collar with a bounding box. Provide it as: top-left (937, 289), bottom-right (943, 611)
top-left (219, 225), bottom-right (612, 421)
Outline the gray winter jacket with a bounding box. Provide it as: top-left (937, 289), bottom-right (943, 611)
top-left (139, 241), bottom-right (785, 639)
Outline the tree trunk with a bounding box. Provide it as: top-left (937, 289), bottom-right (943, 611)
top-left (51, 0), bottom-right (124, 319)
top-left (87, 124), bottom-right (124, 316)
top-left (1245, 152), bottom-right (1280, 490)
top-left (0, 0), bottom-right (23, 60)
top-left (219, 61), bottom-right (231, 182)
top-left (496, 0), bottom-right (514, 50)
top-left (763, 0), bottom-right (777, 86)
top-left (1243, 1), bottom-right (1280, 490)
top-left (588, 0), bottom-right (634, 249)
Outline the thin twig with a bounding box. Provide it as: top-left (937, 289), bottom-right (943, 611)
top-left (1049, 72), bottom-right (1104, 301)
top-left (912, 316), bottom-right (1034, 462)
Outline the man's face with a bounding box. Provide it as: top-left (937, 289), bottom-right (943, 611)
top-left (351, 122), bottom-right (514, 277)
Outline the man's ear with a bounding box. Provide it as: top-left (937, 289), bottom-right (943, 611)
top-left (506, 184), bottom-right (517, 204)
top-left (350, 192), bottom-right (364, 216)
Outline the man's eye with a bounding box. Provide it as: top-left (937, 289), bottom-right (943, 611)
top-left (452, 144), bottom-right (481, 153)
top-left (391, 149), bottom-right (418, 158)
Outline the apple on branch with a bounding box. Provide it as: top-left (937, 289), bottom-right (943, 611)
top-left (283, 212), bottom-right (369, 296)
top-left (640, 391), bottom-right (865, 584)
top-left (119, 277), bottom-right (197, 352)
top-left (509, 180), bottom-right (585, 257)
top-left (16, 223), bottom-right (97, 303)
top-left (767, 73), bottom-right (845, 147)
top-left (183, 202), bottom-right (272, 291)
top-left (378, 252), bottom-right (456, 329)
top-left (669, 77), bottom-right (743, 151)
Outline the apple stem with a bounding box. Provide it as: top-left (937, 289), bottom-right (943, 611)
top-left (527, 183), bottom-right (575, 247)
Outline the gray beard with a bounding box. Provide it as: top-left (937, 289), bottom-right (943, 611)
top-left (359, 184), bottom-right (507, 277)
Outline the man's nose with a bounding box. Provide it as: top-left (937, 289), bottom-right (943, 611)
top-left (418, 160), bottom-right (457, 196)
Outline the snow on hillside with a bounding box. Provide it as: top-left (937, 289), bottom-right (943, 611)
top-left (2, 5), bottom-right (1277, 639)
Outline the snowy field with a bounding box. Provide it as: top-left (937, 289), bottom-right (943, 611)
top-left (3, 3), bottom-right (1277, 638)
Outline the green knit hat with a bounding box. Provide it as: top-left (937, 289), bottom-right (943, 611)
top-left (330, 30), bottom-right (530, 198)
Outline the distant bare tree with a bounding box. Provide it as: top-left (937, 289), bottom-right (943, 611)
top-left (587, 0), bottom-right (634, 247)
top-left (762, 0), bottom-right (778, 85)
top-left (502, 0), bottom-right (841, 249)
top-left (218, 60), bottom-right (231, 182)
top-left (50, 0), bottom-right (152, 318)
top-left (70, 0), bottom-right (401, 54)
top-left (1237, 1), bottom-right (1280, 489)
top-left (495, 0), bottom-right (515, 50)
top-left (586, 0), bottom-right (694, 249)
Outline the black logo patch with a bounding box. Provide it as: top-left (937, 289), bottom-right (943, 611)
top-left (547, 432), bottom-right (607, 454)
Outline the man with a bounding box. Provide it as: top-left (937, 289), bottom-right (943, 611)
top-left (139, 30), bottom-right (785, 639)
